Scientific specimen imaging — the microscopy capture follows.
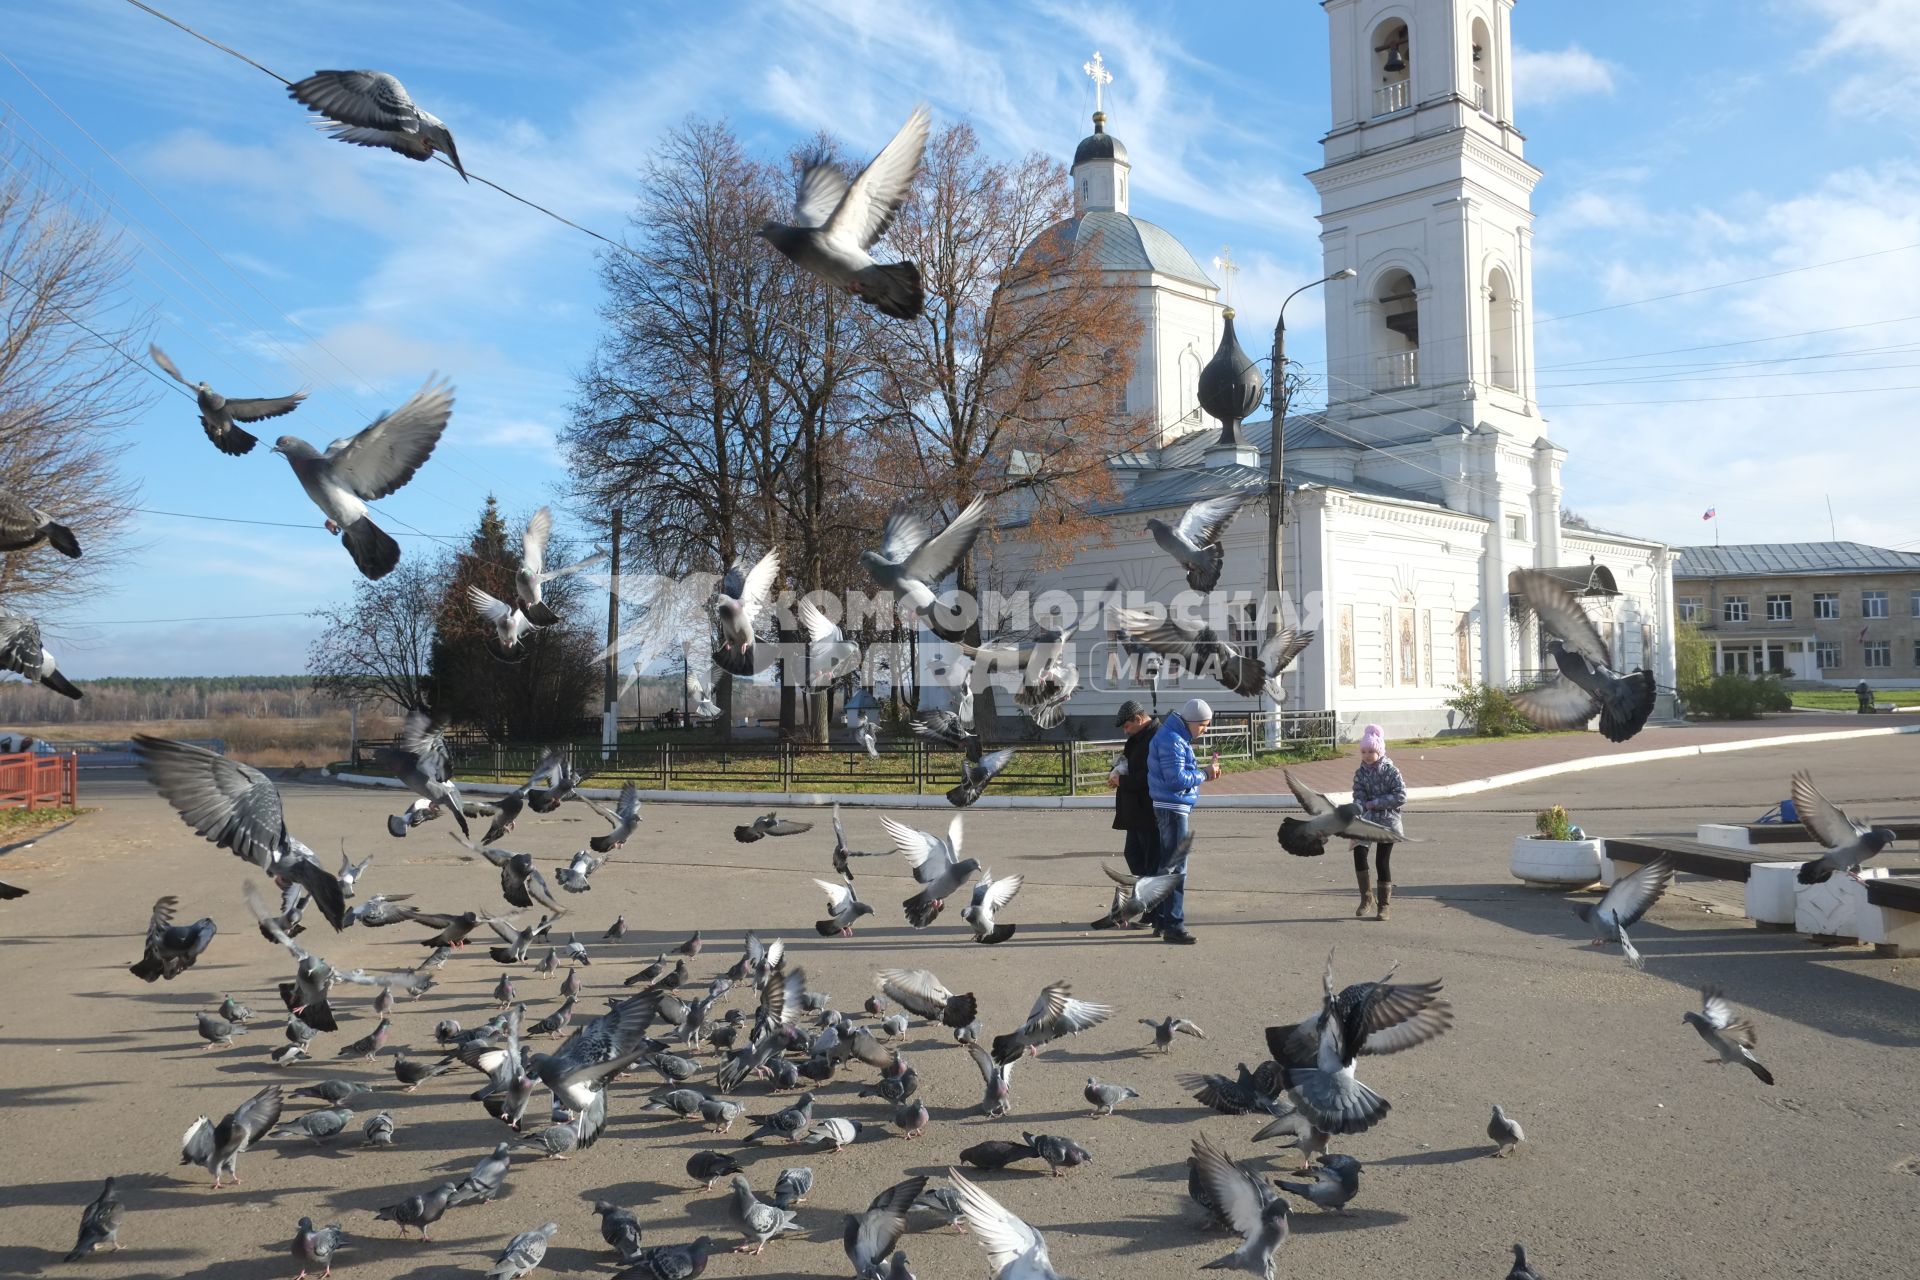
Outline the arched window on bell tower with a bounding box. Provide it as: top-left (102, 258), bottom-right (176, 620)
top-left (1487, 265), bottom-right (1517, 391)
top-left (1470, 15), bottom-right (1495, 116)
top-left (1372, 268), bottom-right (1420, 390)
top-left (1372, 18), bottom-right (1410, 117)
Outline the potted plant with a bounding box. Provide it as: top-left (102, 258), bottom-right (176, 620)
top-left (1510, 805), bottom-right (1605, 888)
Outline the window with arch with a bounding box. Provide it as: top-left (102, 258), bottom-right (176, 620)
top-left (1470, 15), bottom-right (1494, 116)
top-left (1486, 265), bottom-right (1517, 391)
top-left (1372, 268), bottom-right (1419, 390)
top-left (1372, 18), bottom-right (1411, 116)
top-left (1178, 348), bottom-right (1202, 425)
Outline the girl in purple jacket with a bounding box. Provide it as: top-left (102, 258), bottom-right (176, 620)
top-left (1350, 723), bottom-right (1406, 920)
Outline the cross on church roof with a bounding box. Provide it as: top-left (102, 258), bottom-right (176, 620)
top-left (1212, 245), bottom-right (1238, 306)
top-left (1083, 50), bottom-right (1113, 113)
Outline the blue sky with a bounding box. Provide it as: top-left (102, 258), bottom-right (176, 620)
top-left (3, 0), bottom-right (1917, 676)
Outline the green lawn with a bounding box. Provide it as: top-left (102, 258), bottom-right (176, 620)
top-left (0, 806), bottom-right (87, 837)
top-left (1790, 688), bottom-right (1920, 711)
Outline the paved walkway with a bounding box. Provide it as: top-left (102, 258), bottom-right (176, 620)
top-left (1214, 711), bottom-right (1907, 796)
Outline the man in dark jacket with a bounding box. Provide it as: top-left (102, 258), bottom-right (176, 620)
top-left (1109, 700), bottom-right (1160, 882)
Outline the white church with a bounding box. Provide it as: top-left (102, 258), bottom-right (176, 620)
top-left (944, 0), bottom-right (1679, 740)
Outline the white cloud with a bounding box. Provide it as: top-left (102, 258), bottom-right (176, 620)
top-left (1512, 45), bottom-right (1619, 107)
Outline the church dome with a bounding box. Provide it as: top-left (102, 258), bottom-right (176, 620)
top-left (1073, 112), bottom-right (1129, 166)
top-left (1015, 210), bottom-right (1215, 287)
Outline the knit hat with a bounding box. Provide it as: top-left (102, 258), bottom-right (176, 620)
top-left (1114, 699), bottom-right (1150, 727)
top-left (1178, 697), bottom-right (1214, 725)
top-left (1358, 723), bottom-right (1386, 755)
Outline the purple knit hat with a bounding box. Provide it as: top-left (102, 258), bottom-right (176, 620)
top-left (1358, 723), bottom-right (1386, 755)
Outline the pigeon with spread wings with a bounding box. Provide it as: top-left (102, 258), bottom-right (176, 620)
top-left (1109, 605), bottom-right (1313, 699)
top-left (180, 1084), bottom-right (283, 1188)
top-left (961, 870), bottom-right (1023, 944)
top-left (712, 550), bottom-right (780, 677)
top-left (1265, 952), bottom-right (1452, 1074)
top-left (862, 495), bottom-right (990, 619)
top-left (0, 484), bottom-right (81, 557)
top-left (947, 1169), bottom-right (1070, 1280)
top-left (247, 882), bottom-right (413, 1029)
top-left (1189, 1134), bottom-right (1290, 1279)
top-left (1275, 770), bottom-right (1407, 858)
top-left (882, 814), bottom-right (979, 928)
top-left (289, 70), bottom-right (466, 179)
top-left (375, 710), bottom-right (470, 839)
top-left (1573, 855), bottom-right (1673, 969)
top-left (1147, 493), bottom-right (1248, 593)
top-left (992, 981), bottom-right (1113, 1064)
top-left (582, 782), bottom-right (642, 853)
top-left (759, 105), bottom-right (930, 319)
top-left (129, 895), bottom-right (218, 982)
top-left (0, 608), bottom-right (82, 700)
top-left (1790, 770), bottom-right (1898, 884)
top-left (149, 344), bottom-right (305, 456)
top-left (1508, 568), bottom-right (1657, 742)
top-left (516, 506), bottom-right (604, 626)
top-left (1683, 986), bottom-right (1774, 1085)
top-left (961, 629), bottom-right (1078, 729)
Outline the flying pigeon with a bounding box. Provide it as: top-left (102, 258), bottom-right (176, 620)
top-left (846, 1176), bottom-right (928, 1277)
top-left (376, 709), bottom-right (470, 838)
top-left (63, 1176), bottom-right (124, 1261)
top-left (814, 876), bottom-right (872, 937)
top-left (375, 1182), bottom-right (455, 1240)
top-left (862, 495), bottom-right (991, 616)
top-left (1276, 771), bottom-right (1407, 857)
top-left (1683, 986), bottom-right (1774, 1085)
top-left (1573, 855), bottom-right (1673, 969)
top-left (1084, 1077), bottom-right (1139, 1117)
top-left (961, 870), bottom-right (1023, 944)
top-left (129, 895), bottom-right (217, 981)
top-left (883, 813), bottom-right (979, 927)
top-left (1189, 1134), bottom-right (1290, 1279)
top-left (798, 597), bottom-right (861, 686)
top-left (180, 1085), bottom-right (283, 1188)
top-left (1110, 605), bottom-right (1313, 699)
top-left (0, 484), bottom-right (81, 556)
top-left (1790, 770), bottom-right (1898, 884)
top-left (291, 1216), bottom-right (345, 1280)
top-left (335, 846), bottom-right (371, 898)
top-left (1508, 568), bottom-right (1657, 742)
top-left (288, 70), bottom-right (466, 179)
top-left (1275, 956), bottom-right (1395, 1136)
top-left (1090, 858), bottom-right (1182, 930)
top-left (557, 848), bottom-right (610, 893)
top-left (948, 742), bottom-right (1016, 809)
top-left (759, 104), bottom-right (930, 319)
top-left (1277, 1153), bottom-right (1362, 1211)
top-left (470, 585), bottom-right (536, 663)
top-left (961, 627), bottom-right (1080, 728)
top-left (1265, 953), bottom-right (1452, 1074)
top-left (271, 377), bottom-right (454, 579)
top-left (1147, 493), bottom-right (1249, 592)
top-left (713, 549), bottom-right (780, 677)
top-left (965, 1043), bottom-right (1016, 1117)
top-left (582, 781), bottom-right (641, 853)
top-left (0, 608), bottom-right (82, 699)
top-left (1141, 1015), bottom-right (1207, 1053)
top-left (149, 344), bottom-right (305, 455)
top-left (853, 713), bottom-right (880, 758)
top-left (727, 1174), bottom-right (799, 1255)
top-left (247, 884), bottom-right (411, 1028)
top-left (832, 804), bottom-right (893, 876)
top-left (1486, 1105), bottom-right (1525, 1157)
top-left (993, 981), bottom-right (1114, 1063)
top-left (135, 736), bottom-right (348, 929)
top-left (487, 1221), bottom-right (559, 1280)
top-left (684, 662), bottom-right (722, 718)
top-left (877, 967), bottom-right (978, 1029)
top-left (949, 1168), bottom-right (1070, 1277)
top-left (514, 506), bottom-right (604, 625)
top-left (734, 810), bottom-right (812, 843)
top-left (473, 750), bottom-right (564, 845)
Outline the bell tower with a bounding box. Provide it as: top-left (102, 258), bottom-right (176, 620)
top-left (1307, 0), bottom-right (1542, 444)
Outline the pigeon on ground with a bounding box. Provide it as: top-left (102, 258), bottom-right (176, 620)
top-left (395, 1050), bottom-right (458, 1091)
top-left (1148, 494), bottom-right (1248, 592)
top-left (515, 1123), bottom-right (581, 1160)
top-left (961, 870), bottom-right (1023, 943)
top-left (700, 1097), bottom-right (745, 1132)
top-left (1249, 1096), bottom-right (1330, 1170)
top-left (218, 994), bottom-right (252, 1024)
top-left (733, 810), bottom-right (811, 843)
top-left (270, 1043), bottom-right (311, 1066)
top-left (884, 814), bottom-right (978, 928)
top-left (745, 1092), bottom-right (816, 1144)
top-left (993, 981), bottom-right (1114, 1063)
top-left (1084, 1078), bottom-right (1140, 1118)
top-left (1574, 855), bottom-right (1673, 969)
top-left (362, 1112), bottom-right (397, 1146)
top-left (1683, 987), bottom-right (1775, 1085)
top-left (291, 1080), bottom-right (371, 1106)
top-left (604, 915), bottom-right (627, 941)
top-left (448, 1141), bottom-right (514, 1207)
top-left (582, 781), bottom-right (641, 853)
top-left (911, 1185), bottom-right (966, 1231)
top-left (1276, 771), bottom-right (1408, 857)
top-left (283, 1016), bottom-right (319, 1049)
top-left (958, 1138), bottom-right (1039, 1170)
top-left (135, 735), bottom-right (349, 929)
top-left (1189, 1135), bottom-right (1290, 1279)
top-left (759, 104), bottom-right (930, 319)
top-left (0, 608), bottom-right (82, 699)
top-left (337, 1017), bottom-right (392, 1060)
top-left (1487, 1105), bottom-right (1525, 1157)
top-left (961, 626), bottom-right (1082, 729)
top-left (805, 1116), bottom-right (865, 1152)
top-left (63, 1176), bottom-right (124, 1261)
top-left (272, 1106), bottom-right (354, 1143)
top-left (515, 507), bottom-right (604, 625)
top-left (876, 968), bottom-right (978, 1029)
top-left (728, 1174), bottom-right (799, 1255)
top-left (0, 485), bottom-right (81, 556)
top-left (894, 1097), bottom-right (931, 1139)
top-left (270, 378), bottom-right (453, 579)
top-left (773, 1166), bottom-right (813, 1209)
top-left (687, 1150), bottom-right (742, 1190)
top-left (1091, 859), bottom-right (1183, 930)
top-left (1791, 770), bottom-right (1898, 884)
top-left (949, 1168), bottom-right (1068, 1278)
top-left (196, 1010), bottom-right (246, 1048)
top-left (1508, 568), bottom-right (1658, 742)
top-left (1110, 605), bottom-right (1314, 699)
top-left (375, 1181), bottom-right (455, 1239)
top-left (1180, 1063), bottom-right (1274, 1117)
top-left (180, 1085), bottom-right (283, 1188)
top-left (862, 495), bottom-right (991, 617)
top-left (594, 1201), bottom-right (645, 1262)
top-left (798, 598), bottom-right (861, 686)
top-left (487, 1221), bottom-right (559, 1280)
top-left (712, 550), bottom-right (780, 677)
top-left (847, 1175), bottom-right (928, 1277)
top-left (1023, 1131), bottom-right (1091, 1177)
top-left (563, 933), bottom-right (592, 965)
top-left (623, 1236), bottom-right (715, 1279)
top-left (1276, 1153), bottom-right (1362, 1211)
top-left (814, 876), bottom-right (873, 937)
top-left (149, 344), bottom-right (304, 456)
top-left (1508, 1243), bottom-right (1545, 1279)
top-left (288, 70), bottom-right (466, 179)
top-left (291, 1216), bottom-right (345, 1280)
top-left (129, 895), bottom-right (217, 981)
top-left (1141, 1016), bottom-right (1207, 1053)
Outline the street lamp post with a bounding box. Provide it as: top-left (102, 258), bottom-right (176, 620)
top-left (1264, 267), bottom-right (1356, 742)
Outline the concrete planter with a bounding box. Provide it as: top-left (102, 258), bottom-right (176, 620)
top-left (1794, 867), bottom-right (1888, 940)
top-left (1744, 862), bottom-right (1803, 928)
top-left (1511, 836), bottom-right (1605, 888)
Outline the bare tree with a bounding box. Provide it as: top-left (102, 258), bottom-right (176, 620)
top-left (0, 129), bottom-right (145, 607)
top-left (307, 558), bottom-right (441, 711)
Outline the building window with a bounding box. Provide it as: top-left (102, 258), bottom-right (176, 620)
top-left (1863, 590), bottom-right (1889, 618)
top-left (1813, 592), bottom-right (1837, 619)
top-left (1911, 590), bottom-right (1920, 617)
top-left (1765, 594), bottom-right (1792, 622)
top-left (1228, 600), bottom-right (1258, 647)
top-left (1913, 639), bottom-right (1920, 667)
top-left (1864, 641), bottom-right (1891, 668)
top-left (1721, 596), bottom-right (1749, 623)
top-left (1506, 513), bottom-right (1526, 540)
top-left (1816, 642), bottom-right (1841, 670)
top-left (1678, 596), bottom-right (1703, 622)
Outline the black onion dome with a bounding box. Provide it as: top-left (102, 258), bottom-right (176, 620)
top-left (1198, 310), bottom-right (1264, 427)
top-left (1072, 112), bottom-right (1128, 167)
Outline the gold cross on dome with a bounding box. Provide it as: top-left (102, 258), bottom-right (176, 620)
top-left (1212, 245), bottom-right (1239, 305)
top-left (1083, 51), bottom-right (1113, 112)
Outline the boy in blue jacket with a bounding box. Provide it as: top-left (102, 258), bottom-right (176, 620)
top-left (1145, 697), bottom-right (1219, 945)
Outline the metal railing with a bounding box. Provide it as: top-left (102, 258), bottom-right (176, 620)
top-left (0, 751), bottom-right (77, 809)
top-left (1375, 79), bottom-right (1411, 115)
top-left (1377, 349), bottom-right (1419, 389)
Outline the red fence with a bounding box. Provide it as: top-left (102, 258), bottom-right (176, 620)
top-left (0, 751), bottom-right (77, 810)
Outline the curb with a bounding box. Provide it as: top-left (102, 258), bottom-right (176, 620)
top-left (326, 723), bottom-right (1918, 813)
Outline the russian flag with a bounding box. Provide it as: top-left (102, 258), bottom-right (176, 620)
top-left (1702, 507), bottom-right (1716, 520)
